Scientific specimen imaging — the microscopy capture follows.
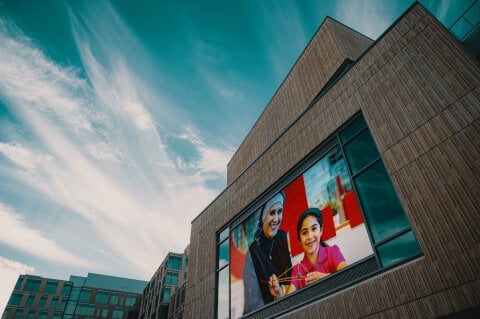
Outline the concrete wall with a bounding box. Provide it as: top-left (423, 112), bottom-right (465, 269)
top-left (185, 3), bottom-right (480, 318)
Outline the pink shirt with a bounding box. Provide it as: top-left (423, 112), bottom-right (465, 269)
top-left (291, 245), bottom-right (346, 289)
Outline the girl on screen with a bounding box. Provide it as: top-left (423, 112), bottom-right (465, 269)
top-left (269, 207), bottom-right (347, 299)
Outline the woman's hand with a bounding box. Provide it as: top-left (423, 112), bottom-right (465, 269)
top-left (269, 274), bottom-right (284, 300)
top-left (305, 271), bottom-right (329, 285)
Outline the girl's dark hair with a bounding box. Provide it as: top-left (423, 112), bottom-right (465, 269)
top-left (296, 207), bottom-right (327, 246)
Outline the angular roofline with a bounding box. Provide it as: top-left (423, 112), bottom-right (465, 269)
top-left (226, 15), bottom-right (373, 170)
top-left (192, 1), bottom-right (423, 225)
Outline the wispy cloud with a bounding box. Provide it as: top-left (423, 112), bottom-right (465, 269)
top-left (0, 203), bottom-right (95, 268)
top-left (0, 3), bottom-right (232, 279)
top-left (0, 256), bottom-right (35, 313)
top-left (335, 0), bottom-right (392, 39)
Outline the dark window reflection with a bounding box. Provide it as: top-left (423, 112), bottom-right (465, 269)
top-left (377, 231), bottom-right (422, 267)
top-left (339, 115), bottom-right (367, 143)
top-left (354, 161), bottom-right (410, 243)
top-left (344, 129), bottom-right (379, 175)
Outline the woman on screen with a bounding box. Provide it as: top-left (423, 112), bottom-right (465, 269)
top-left (269, 207), bottom-right (347, 299)
top-left (242, 191), bottom-right (292, 313)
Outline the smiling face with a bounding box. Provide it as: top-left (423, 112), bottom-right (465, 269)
top-left (299, 215), bottom-right (323, 257)
top-left (262, 202), bottom-right (283, 238)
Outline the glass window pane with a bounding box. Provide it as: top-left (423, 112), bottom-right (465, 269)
top-left (44, 281), bottom-right (58, 294)
top-left (27, 310), bottom-right (35, 319)
top-left (65, 303), bottom-right (76, 315)
top-left (339, 115), bottom-right (367, 143)
top-left (125, 295), bottom-right (136, 306)
top-left (162, 287), bottom-right (170, 301)
top-left (69, 287), bottom-right (80, 301)
top-left (344, 129), bottom-right (380, 175)
top-left (217, 266), bottom-right (229, 319)
top-left (3, 308), bottom-right (11, 319)
top-left (15, 276), bottom-right (24, 290)
top-left (79, 288), bottom-right (92, 302)
top-left (61, 283), bottom-right (72, 296)
top-left (38, 296), bottom-right (47, 308)
top-left (14, 309), bottom-right (23, 319)
top-left (24, 279), bottom-right (41, 292)
top-left (95, 291), bottom-right (109, 303)
top-left (219, 228), bottom-right (229, 242)
top-left (167, 256), bottom-right (182, 270)
top-left (112, 308), bottom-right (123, 319)
top-left (111, 293), bottom-right (118, 305)
top-left (378, 231), bottom-right (422, 267)
top-left (354, 161), bottom-right (411, 243)
top-left (50, 297), bottom-right (58, 309)
top-left (218, 239), bottom-right (229, 269)
top-left (26, 295), bottom-right (35, 306)
top-left (8, 293), bottom-right (23, 305)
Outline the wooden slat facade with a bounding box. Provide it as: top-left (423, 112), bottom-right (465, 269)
top-left (185, 3), bottom-right (480, 318)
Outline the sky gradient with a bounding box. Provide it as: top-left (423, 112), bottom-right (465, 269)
top-left (0, 0), bottom-right (475, 312)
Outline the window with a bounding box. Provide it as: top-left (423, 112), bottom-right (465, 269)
top-left (112, 307), bottom-right (123, 319)
top-left (161, 287), bottom-right (170, 302)
top-left (164, 272), bottom-right (178, 285)
top-left (75, 303), bottom-right (94, 316)
top-left (13, 309), bottom-right (23, 319)
top-left (53, 313), bottom-right (62, 319)
top-left (342, 115), bottom-right (422, 267)
top-left (79, 288), bottom-right (92, 302)
top-left (24, 278), bottom-right (41, 292)
top-left (37, 311), bottom-right (48, 319)
top-left (44, 281), bottom-right (58, 294)
top-left (61, 283), bottom-right (72, 296)
top-left (64, 302), bottom-right (76, 315)
top-left (50, 297), bottom-right (59, 309)
top-left (111, 293), bottom-right (118, 305)
top-left (69, 287), bottom-right (80, 301)
top-left (101, 307), bottom-right (109, 318)
top-left (2, 307), bottom-right (11, 319)
top-left (118, 294), bottom-right (124, 306)
top-left (15, 276), bottom-right (24, 290)
top-left (95, 291), bottom-right (109, 303)
top-left (38, 296), bottom-right (47, 308)
top-left (216, 227), bottom-right (229, 319)
top-left (27, 310), bottom-right (35, 319)
top-left (8, 293), bottom-right (23, 305)
top-left (26, 295), bottom-right (35, 306)
top-left (125, 295), bottom-right (136, 306)
top-left (167, 255), bottom-right (183, 269)
top-left (60, 299), bottom-right (67, 310)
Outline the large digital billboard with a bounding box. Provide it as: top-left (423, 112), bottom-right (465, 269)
top-left (229, 145), bottom-right (374, 318)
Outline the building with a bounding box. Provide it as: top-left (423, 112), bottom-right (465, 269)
top-left (2, 273), bottom-right (147, 319)
top-left (64, 273), bottom-right (147, 319)
top-left (184, 2), bottom-right (480, 319)
top-left (140, 250), bottom-right (188, 319)
top-left (166, 281), bottom-right (186, 319)
top-left (2, 275), bottom-right (71, 319)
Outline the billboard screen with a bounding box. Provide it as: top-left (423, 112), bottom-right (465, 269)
top-left (229, 145), bottom-right (374, 318)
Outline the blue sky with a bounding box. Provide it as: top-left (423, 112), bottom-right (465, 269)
top-left (0, 0), bottom-right (474, 311)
